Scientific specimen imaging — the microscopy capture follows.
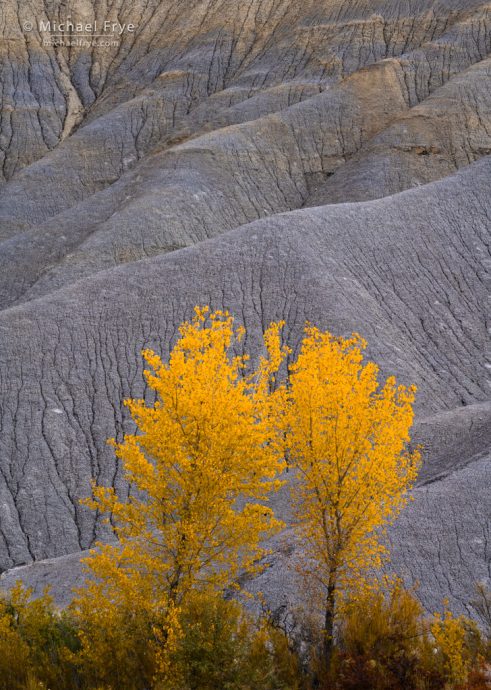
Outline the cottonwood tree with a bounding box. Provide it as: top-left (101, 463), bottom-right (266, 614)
top-left (74, 310), bottom-right (420, 678)
top-left (74, 307), bottom-right (288, 673)
top-left (285, 327), bottom-right (420, 661)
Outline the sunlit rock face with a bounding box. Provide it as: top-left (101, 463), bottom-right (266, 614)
top-left (0, 0), bottom-right (489, 616)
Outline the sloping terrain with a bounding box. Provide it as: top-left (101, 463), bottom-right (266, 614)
top-left (0, 0), bottom-right (490, 615)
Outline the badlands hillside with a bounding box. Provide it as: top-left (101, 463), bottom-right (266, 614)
top-left (0, 0), bottom-right (490, 619)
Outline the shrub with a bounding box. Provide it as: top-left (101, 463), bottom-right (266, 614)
top-left (156, 590), bottom-right (301, 690)
top-left (0, 583), bottom-right (79, 690)
top-left (331, 587), bottom-right (489, 690)
top-left (73, 595), bottom-right (158, 690)
top-left (0, 604), bottom-right (31, 690)
top-left (430, 605), bottom-right (484, 688)
top-left (333, 584), bottom-right (427, 690)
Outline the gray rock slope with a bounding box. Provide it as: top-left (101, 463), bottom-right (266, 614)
top-left (1, 158), bottom-right (490, 612)
top-left (1, 0), bottom-right (491, 310)
top-left (0, 0), bottom-right (490, 615)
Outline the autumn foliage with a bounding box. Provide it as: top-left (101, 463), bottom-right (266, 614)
top-left (286, 327), bottom-right (421, 654)
top-left (73, 307), bottom-right (289, 684)
top-left (81, 308), bottom-right (287, 600)
top-left (1, 308), bottom-right (487, 690)
top-left (331, 585), bottom-right (489, 690)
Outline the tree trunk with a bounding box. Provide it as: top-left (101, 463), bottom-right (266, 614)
top-left (323, 585), bottom-right (336, 667)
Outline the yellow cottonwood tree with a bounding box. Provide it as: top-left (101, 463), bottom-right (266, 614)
top-left (73, 310), bottom-right (421, 682)
top-left (73, 308), bottom-right (288, 678)
top-left (286, 326), bottom-right (420, 659)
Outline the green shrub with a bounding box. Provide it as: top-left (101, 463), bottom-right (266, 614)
top-left (156, 591), bottom-right (301, 690)
top-left (0, 583), bottom-right (79, 690)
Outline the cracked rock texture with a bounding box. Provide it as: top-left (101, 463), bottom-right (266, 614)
top-left (0, 0), bottom-right (490, 616)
